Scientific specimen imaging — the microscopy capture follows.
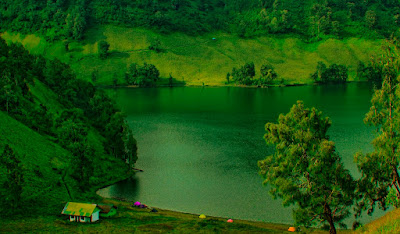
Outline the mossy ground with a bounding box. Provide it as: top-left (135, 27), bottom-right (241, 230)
top-left (1, 26), bottom-right (384, 86)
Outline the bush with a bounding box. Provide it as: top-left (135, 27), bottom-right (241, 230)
top-left (231, 62), bottom-right (256, 85)
top-left (148, 39), bottom-right (163, 53)
top-left (311, 61), bottom-right (348, 83)
top-left (259, 63), bottom-right (278, 85)
top-left (98, 41), bottom-right (110, 59)
top-left (125, 63), bottom-right (160, 87)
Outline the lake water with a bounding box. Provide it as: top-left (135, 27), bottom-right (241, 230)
top-left (98, 83), bottom-right (386, 226)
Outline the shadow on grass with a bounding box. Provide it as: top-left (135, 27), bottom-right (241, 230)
top-left (109, 51), bottom-right (130, 59)
top-left (157, 77), bottom-right (186, 87)
top-left (83, 25), bottom-right (107, 44)
top-left (69, 48), bottom-right (84, 53)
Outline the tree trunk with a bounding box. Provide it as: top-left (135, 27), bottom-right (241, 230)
top-left (324, 203), bottom-right (336, 234)
top-left (392, 164), bottom-right (400, 198)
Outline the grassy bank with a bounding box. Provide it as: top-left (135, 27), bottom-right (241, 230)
top-left (0, 196), bottom-right (352, 233)
top-left (1, 25), bottom-right (384, 86)
top-left (356, 208), bottom-right (400, 233)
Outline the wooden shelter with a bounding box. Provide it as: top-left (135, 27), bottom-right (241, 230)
top-left (61, 202), bottom-right (101, 222)
top-left (97, 204), bottom-right (117, 217)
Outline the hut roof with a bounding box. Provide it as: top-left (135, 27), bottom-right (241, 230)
top-left (61, 202), bottom-right (101, 217)
top-left (97, 204), bottom-right (117, 214)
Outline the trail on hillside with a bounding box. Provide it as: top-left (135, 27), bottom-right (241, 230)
top-left (122, 38), bottom-right (214, 53)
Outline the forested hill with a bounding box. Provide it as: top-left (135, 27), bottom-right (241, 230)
top-left (0, 0), bottom-right (399, 41)
top-left (0, 37), bottom-right (137, 216)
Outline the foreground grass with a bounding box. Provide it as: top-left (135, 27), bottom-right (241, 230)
top-left (1, 26), bottom-right (384, 86)
top-left (356, 208), bottom-right (400, 233)
top-left (0, 198), bottom-right (351, 233)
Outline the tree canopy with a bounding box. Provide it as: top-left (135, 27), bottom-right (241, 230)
top-left (0, 0), bottom-right (399, 40)
top-left (125, 63), bottom-right (160, 87)
top-left (354, 38), bottom-right (400, 216)
top-left (258, 101), bottom-right (355, 233)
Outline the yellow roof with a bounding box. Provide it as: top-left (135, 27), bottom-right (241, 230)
top-left (61, 202), bottom-right (99, 217)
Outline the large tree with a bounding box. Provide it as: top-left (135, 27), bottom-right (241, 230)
top-left (354, 38), bottom-right (400, 215)
top-left (258, 101), bottom-right (355, 234)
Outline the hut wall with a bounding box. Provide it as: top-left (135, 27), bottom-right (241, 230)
top-left (91, 210), bottom-right (100, 222)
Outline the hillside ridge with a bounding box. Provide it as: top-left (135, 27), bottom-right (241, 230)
top-left (1, 26), bottom-right (384, 86)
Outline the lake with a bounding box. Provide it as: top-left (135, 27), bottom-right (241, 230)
top-left (98, 83), bottom-right (386, 226)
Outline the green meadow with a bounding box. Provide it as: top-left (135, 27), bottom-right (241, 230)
top-left (1, 25), bottom-right (384, 86)
top-left (356, 208), bottom-right (400, 233)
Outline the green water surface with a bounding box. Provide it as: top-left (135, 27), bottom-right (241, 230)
top-left (99, 83), bottom-right (386, 225)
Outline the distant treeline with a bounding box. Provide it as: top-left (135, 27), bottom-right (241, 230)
top-left (228, 59), bottom-right (385, 86)
top-left (0, 0), bottom-right (399, 41)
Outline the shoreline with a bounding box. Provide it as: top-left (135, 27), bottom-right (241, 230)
top-left (95, 181), bottom-right (296, 232)
top-left (96, 181), bottom-right (352, 233)
top-left (98, 80), bottom-right (369, 89)
top-left (100, 197), bottom-right (295, 231)
top-left (95, 176), bottom-right (292, 226)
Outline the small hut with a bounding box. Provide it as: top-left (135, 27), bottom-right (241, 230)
top-left (98, 204), bottom-right (117, 217)
top-left (61, 202), bottom-right (101, 222)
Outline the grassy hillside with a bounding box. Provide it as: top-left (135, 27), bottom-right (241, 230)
top-left (0, 38), bottom-right (134, 218)
top-left (356, 208), bottom-right (400, 233)
top-left (1, 25), bottom-right (384, 86)
top-left (0, 110), bottom-right (71, 214)
top-left (30, 79), bottom-right (107, 156)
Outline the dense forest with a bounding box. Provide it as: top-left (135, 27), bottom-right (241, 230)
top-left (0, 37), bottom-right (137, 215)
top-left (0, 0), bottom-right (399, 41)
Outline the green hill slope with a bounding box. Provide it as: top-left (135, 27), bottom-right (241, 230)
top-left (30, 79), bottom-right (107, 156)
top-left (356, 208), bottom-right (400, 233)
top-left (0, 36), bottom-right (135, 217)
top-left (1, 26), bottom-right (384, 86)
top-left (0, 111), bottom-right (71, 213)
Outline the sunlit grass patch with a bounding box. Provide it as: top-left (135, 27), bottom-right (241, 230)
top-left (346, 38), bottom-right (385, 63)
top-left (102, 26), bottom-right (152, 52)
top-left (22, 34), bottom-right (45, 53)
top-left (318, 39), bottom-right (357, 66)
top-left (358, 208), bottom-right (400, 233)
